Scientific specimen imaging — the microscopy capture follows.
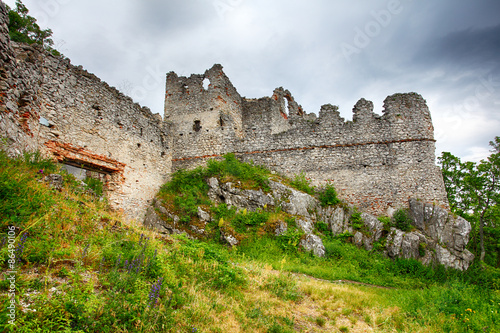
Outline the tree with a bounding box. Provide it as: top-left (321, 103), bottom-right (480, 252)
top-left (438, 137), bottom-right (500, 264)
top-left (6, 0), bottom-right (60, 56)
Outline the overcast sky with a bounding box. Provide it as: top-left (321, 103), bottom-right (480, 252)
top-left (4, 0), bottom-right (500, 162)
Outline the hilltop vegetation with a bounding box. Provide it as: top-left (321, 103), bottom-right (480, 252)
top-left (0, 151), bottom-right (499, 332)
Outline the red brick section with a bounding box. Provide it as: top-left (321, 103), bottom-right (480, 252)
top-left (44, 141), bottom-right (126, 174)
top-left (172, 138), bottom-right (436, 162)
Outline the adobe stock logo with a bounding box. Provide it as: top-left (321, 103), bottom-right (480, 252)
top-left (213, 0), bottom-right (244, 21)
top-left (129, 62), bottom-right (164, 102)
top-left (31, 0), bottom-right (74, 27)
top-left (340, 0), bottom-right (407, 63)
top-left (435, 75), bottom-right (500, 144)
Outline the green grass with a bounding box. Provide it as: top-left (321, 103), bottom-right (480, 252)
top-left (288, 172), bottom-right (315, 195)
top-left (1, 150), bottom-right (499, 332)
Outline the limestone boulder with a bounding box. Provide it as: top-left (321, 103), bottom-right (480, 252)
top-left (408, 198), bottom-right (474, 269)
top-left (43, 174), bottom-right (63, 191)
top-left (300, 234), bottom-right (325, 257)
top-left (220, 231), bottom-right (239, 247)
top-left (320, 206), bottom-right (348, 235)
top-left (269, 180), bottom-right (318, 217)
top-left (274, 221), bottom-right (288, 236)
top-left (361, 213), bottom-right (384, 242)
top-left (197, 207), bottom-right (211, 222)
top-left (143, 199), bottom-right (183, 235)
top-left (207, 177), bottom-right (274, 211)
top-left (296, 218), bottom-right (314, 234)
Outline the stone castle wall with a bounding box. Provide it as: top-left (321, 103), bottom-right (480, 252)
top-left (0, 3), bottom-right (43, 156)
top-left (168, 65), bottom-right (449, 215)
top-left (0, 2), bottom-right (170, 220)
top-left (0, 0), bottom-right (449, 219)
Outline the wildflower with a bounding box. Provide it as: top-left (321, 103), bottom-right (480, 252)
top-left (98, 257), bottom-right (106, 273)
top-left (81, 243), bottom-right (90, 259)
top-left (466, 308), bottom-right (472, 312)
top-left (148, 277), bottom-right (164, 307)
top-left (192, 328), bottom-right (197, 332)
top-left (16, 233), bottom-right (28, 262)
top-left (38, 169), bottom-right (44, 174)
top-left (115, 254), bottom-right (122, 269)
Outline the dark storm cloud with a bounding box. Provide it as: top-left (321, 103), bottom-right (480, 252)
top-left (130, 0), bottom-right (215, 38)
top-left (418, 24), bottom-right (500, 71)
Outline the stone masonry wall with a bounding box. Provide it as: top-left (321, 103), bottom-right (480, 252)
top-left (169, 65), bottom-right (449, 216)
top-left (0, 3), bottom-right (43, 156)
top-left (0, 1), bottom-right (171, 220)
top-left (0, 0), bottom-right (449, 219)
top-left (166, 64), bottom-right (244, 171)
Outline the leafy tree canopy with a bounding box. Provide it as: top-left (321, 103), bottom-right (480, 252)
top-left (6, 0), bottom-right (60, 56)
top-left (439, 136), bottom-right (500, 265)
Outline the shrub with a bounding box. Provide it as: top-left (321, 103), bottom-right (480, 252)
top-left (318, 182), bottom-right (340, 207)
top-left (231, 209), bottom-right (269, 233)
top-left (372, 238), bottom-right (386, 252)
top-left (335, 231), bottom-right (354, 243)
top-left (289, 172), bottom-right (315, 195)
top-left (393, 209), bottom-right (412, 232)
top-left (350, 210), bottom-right (364, 230)
top-left (418, 242), bottom-right (427, 257)
top-left (377, 216), bottom-right (391, 230)
top-left (83, 176), bottom-right (104, 197)
top-left (159, 166), bottom-right (210, 218)
top-left (315, 221), bottom-right (333, 238)
top-left (0, 150), bottom-right (55, 225)
top-left (278, 228), bottom-right (304, 252)
top-left (22, 151), bottom-right (57, 173)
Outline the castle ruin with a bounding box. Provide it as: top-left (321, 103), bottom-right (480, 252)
top-left (0, 2), bottom-right (449, 220)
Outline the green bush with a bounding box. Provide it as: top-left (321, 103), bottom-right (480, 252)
top-left (318, 182), bottom-right (340, 207)
top-left (289, 172), bottom-right (315, 195)
top-left (231, 209), bottom-right (269, 233)
top-left (393, 209), bottom-right (413, 232)
top-left (335, 231), bottom-right (354, 243)
top-left (278, 228), bottom-right (304, 252)
top-left (315, 221), bottom-right (333, 238)
top-left (83, 176), bottom-right (104, 197)
top-left (0, 150), bottom-right (56, 226)
top-left (418, 242), bottom-right (427, 257)
top-left (350, 210), bottom-right (364, 230)
top-left (159, 166), bottom-right (210, 218)
top-left (211, 203), bottom-right (237, 221)
top-left (377, 216), bottom-right (392, 230)
top-left (372, 238), bottom-right (386, 252)
top-left (22, 151), bottom-right (57, 173)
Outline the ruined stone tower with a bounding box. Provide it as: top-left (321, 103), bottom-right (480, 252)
top-left (0, 0), bottom-right (449, 219)
top-left (165, 64), bottom-right (245, 171)
top-left (166, 65), bottom-right (449, 216)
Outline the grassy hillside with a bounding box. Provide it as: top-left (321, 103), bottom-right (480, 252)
top-left (0, 151), bottom-right (499, 332)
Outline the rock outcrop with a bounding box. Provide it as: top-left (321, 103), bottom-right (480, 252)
top-left (319, 199), bottom-right (474, 270)
top-left (144, 178), bottom-right (473, 270)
